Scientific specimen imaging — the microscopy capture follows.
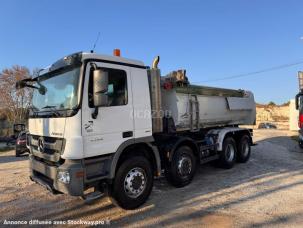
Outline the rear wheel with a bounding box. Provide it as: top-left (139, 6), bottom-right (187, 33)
top-left (109, 156), bottom-right (153, 210)
top-left (219, 137), bottom-right (237, 169)
top-left (237, 135), bottom-right (251, 163)
top-left (166, 145), bottom-right (197, 188)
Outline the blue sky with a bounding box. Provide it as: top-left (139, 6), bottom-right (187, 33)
top-left (1, 0), bottom-right (303, 104)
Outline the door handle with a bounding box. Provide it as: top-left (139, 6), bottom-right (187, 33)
top-left (122, 131), bottom-right (133, 138)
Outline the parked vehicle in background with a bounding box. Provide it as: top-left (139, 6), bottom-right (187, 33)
top-left (295, 71), bottom-right (303, 148)
top-left (258, 122), bottom-right (277, 129)
top-left (15, 131), bottom-right (30, 157)
top-left (6, 123), bottom-right (26, 146)
top-left (16, 51), bottom-right (256, 209)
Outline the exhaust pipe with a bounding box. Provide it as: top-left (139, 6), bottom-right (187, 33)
top-left (152, 56), bottom-right (160, 69)
top-left (148, 56), bottom-right (162, 133)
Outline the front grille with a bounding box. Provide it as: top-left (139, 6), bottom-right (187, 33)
top-left (28, 134), bottom-right (65, 163)
top-left (34, 155), bottom-right (64, 166)
top-left (30, 135), bottom-right (65, 154)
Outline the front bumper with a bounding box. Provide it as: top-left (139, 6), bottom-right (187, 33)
top-left (29, 155), bottom-right (85, 196)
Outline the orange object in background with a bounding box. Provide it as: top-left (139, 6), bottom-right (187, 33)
top-left (113, 49), bottom-right (121, 57)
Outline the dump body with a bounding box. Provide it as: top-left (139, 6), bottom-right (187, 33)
top-left (161, 84), bottom-right (256, 131)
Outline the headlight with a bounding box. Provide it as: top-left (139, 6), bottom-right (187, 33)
top-left (57, 171), bottom-right (70, 184)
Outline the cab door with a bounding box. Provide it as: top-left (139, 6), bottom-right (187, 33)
top-left (82, 62), bottom-right (134, 158)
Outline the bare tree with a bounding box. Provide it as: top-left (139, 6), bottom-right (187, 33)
top-left (0, 65), bottom-right (33, 123)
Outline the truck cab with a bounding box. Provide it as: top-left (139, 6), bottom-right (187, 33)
top-left (295, 71), bottom-right (303, 148)
top-left (23, 52), bottom-right (159, 208)
top-left (296, 92), bottom-right (303, 147)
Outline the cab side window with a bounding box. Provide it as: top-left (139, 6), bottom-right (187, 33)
top-left (89, 67), bottom-right (127, 107)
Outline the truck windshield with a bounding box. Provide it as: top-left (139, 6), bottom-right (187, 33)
top-left (31, 67), bottom-right (81, 117)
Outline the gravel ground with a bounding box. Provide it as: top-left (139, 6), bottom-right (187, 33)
top-left (1, 129), bottom-right (303, 227)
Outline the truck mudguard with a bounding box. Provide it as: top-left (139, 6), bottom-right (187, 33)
top-left (109, 136), bottom-right (161, 179)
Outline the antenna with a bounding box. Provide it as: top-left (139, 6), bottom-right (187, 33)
top-left (90, 32), bottom-right (101, 53)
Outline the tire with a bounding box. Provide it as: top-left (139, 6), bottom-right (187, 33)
top-left (15, 149), bottom-right (20, 157)
top-left (237, 135), bottom-right (251, 163)
top-left (109, 156), bottom-right (153, 210)
top-left (219, 137), bottom-right (237, 169)
top-left (166, 145), bottom-right (197, 188)
top-left (299, 139), bottom-right (303, 149)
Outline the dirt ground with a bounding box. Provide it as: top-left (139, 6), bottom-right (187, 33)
top-left (1, 129), bottom-right (303, 227)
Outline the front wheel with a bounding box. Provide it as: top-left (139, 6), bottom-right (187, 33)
top-left (166, 145), bottom-right (197, 188)
top-left (109, 156), bottom-right (153, 210)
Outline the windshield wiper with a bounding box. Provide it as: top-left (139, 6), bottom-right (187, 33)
top-left (28, 106), bottom-right (40, 117)
top-left (42, 105), bottom-right (61, 117)
top-left (29, 106), bottom-right (39, 111)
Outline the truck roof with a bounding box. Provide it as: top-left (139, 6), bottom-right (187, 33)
top-left (81, 52), bottom-right (145, 67)
top-left (35, 52), bottom-right (146, 78)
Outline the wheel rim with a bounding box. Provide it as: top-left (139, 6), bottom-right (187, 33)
top-left (226, 144), bottom-right (235, 162)
top-left (242, 142), bottom-right (249, 157)
top-left (124, 167), bottom-right (147, 198)
top-left (177, 155), bottom-right (192, 176)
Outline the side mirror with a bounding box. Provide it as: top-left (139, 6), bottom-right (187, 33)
top-left (93, 69), bottom-right (108, 107)
top-left (296, 93), bottom-right (301, 110)
top-left (16, 81), bottom-right (26, 90)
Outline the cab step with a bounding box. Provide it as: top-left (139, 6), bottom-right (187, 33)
top-left (82, 191), bottom-right (104, 203)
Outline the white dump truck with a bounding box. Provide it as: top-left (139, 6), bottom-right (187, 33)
top-left (17, 51), bottom-right (256, 209)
